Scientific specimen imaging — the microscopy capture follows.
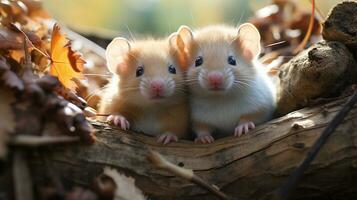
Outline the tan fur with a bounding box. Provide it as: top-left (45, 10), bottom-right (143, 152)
top-left (159, 101), bottom-right (189, 138)
top-left (178, 24), bottom-right (276, 138)
top-left (99, 38), bottom-right (189, 139)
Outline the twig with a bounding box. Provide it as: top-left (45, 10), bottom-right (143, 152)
top-left (278, 91), bottom-right (357, 200)
top-left (13, 151), bottom-right (33, 200)
top-left (147, 150), bottom-right (234, 200)
top-left (292, 0), bottom-right (315, 54)
top-left (96, 113), bottom-right (110, 117)
top-left (309, 0), bottom-right (325, 20)
top-left (23, 38), bottom-right (31, 69)
top-left (10, 135), bottom-right (80, 147)
top-left (10, 23), bottom-right (51, 59)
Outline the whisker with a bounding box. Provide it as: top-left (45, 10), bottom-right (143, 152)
top-left (265, 41), bottom-right (286, 48)
top-left (86, 85), bottom-right (110, 103)
top-left (83, 73), bottom-right (112, 77)
top-left (125, 24), bottom-right (135, 41)
top-left (236, 10), bottom-right (246, 28)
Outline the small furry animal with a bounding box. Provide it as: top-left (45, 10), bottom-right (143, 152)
top-left (176, 23), bottom-right (276, 143)
top-left (99, 35), bottom-right (189, 144)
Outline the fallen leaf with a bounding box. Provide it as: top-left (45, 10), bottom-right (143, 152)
top-left (103, 167), bottom-right (146, 200)
top-left (0, 28), bottom-right (23, 50)
top-left (49, 23), bottom-right (86, 91)
top-left (1, 70), bottom-right (24, 90)
top-left (0, 87), bottom-right (16, 159)
top-left (21, 0), bottom-right (50, 18)
top-left (9, 49), bottom-right (24, 63)
top-left (0, 56), bottom-right (10, 71)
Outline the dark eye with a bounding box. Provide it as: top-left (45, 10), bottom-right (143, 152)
top-left (228, 56), bottom-right (236, 66)
top-left (195, 56), bottom-right (203, 67)
top-left (168, 64), bottom-right (176, 74)
top-left (136, 66), bottom-right (144, 77)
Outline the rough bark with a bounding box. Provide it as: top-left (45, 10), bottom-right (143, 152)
top-left (28, 96), bottom-right (357, 200)
top-left (322, 1), bottom-right (357, 58)
top-left (276, 41), bottom-right (357, 116)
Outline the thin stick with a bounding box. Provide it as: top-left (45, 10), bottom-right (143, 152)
top-left (309, 0), bottom-right (325, 20)
top-left (13, 151), bottom-right (33, 200)
top-left (278, 91), bottom-right (357, 200)
top-left (10, 135), bottom-right (80, 147)
top-left (147, 150), bottom-right (234, 200)
top-left (265, 41), bottom-right (286, 48)
top-left (292, 0), bottom-right (315, 54)
top-left (96, 113), bottom-right (111, 117)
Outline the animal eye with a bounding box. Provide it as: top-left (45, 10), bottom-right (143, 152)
top-left (136, 66), bottom-right (144, 77)
top-left (195, 56), bottom-right (203, 67)
top-left (168, 64), bottom-right (176, 74)
top-left (228, 56), bottom-right (237, 66)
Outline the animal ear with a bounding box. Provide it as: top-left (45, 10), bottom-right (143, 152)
top-left (169, 26), bottom-right (194, 71)
top-left (170, 25), bottom-right (193, 52)
top-left (168, 32), bottom-right (185, 51)
top-left (234, 23), bottom-right (261, 60)
top-left (106, 37), bottom-right (131, 73)
top-left (177, 25), bottom-right (193, 45)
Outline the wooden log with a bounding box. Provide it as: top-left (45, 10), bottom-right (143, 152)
top-left (29, 96), bottom-right (357, 200)
top-left (322, 1), bottom-right (357, 58)
top-left (276, 41), bottom-right (357, 116)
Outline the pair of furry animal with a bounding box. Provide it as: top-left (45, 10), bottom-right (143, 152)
top-left (99, 23), bottom-right (276, 144)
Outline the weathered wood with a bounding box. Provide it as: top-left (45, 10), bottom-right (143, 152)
top-left (29, 96), bottom-right (357, 200)
top-left (322, 1), bottom-right (357, 58)
top-left (276, 41), bottom-right (357, 116)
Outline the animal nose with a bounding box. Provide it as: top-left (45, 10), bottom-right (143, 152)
top-left (207, 71), bottom-right (224, 88)
top-left (150, 79), bottom-right (165, 94)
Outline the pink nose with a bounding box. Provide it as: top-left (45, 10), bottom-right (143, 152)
top-left (207, 71), bottom-right (223, 88)
top-left (150, 80), bottom-right (165, 94)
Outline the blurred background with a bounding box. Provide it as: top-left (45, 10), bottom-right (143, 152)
top-left (43, 0), bottom-right (342, 40)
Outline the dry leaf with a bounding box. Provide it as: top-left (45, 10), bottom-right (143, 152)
top-left (0, 88), bottom-right (15, 159)
top-left (103, 167), bottom-right (146, 200)
top-left (0, 56), bottom-right (10, 71)
top-left (0, 28), bottom-right (23, 50)
top-left (49, 23), bottom-right (86, 91)
top-left (1, 70), bottom-right (24, 90)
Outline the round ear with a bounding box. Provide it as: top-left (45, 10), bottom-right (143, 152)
top-left (235, 23), bottom-right (261, 60)
top-left (106, 37), bottom-right (131, 73)
top-left (176, 25), bottom-right (193, 48)
top-left (168, 32), bottom-right (185, 51)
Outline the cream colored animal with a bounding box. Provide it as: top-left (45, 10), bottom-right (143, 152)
top-left (174, 23), bottom-right (276, 143)
top-left (99, 35), bottom-right (189, 144)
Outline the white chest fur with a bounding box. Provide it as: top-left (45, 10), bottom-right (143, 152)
top-left (190, 74), bottom-right (276, 134)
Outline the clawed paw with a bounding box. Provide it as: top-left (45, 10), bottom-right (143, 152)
top-left (157, 133), bottom-right (178, 145)
top-left (107, 115), bottom-right (130, 130)
top-left (195, 134), bottom-right (214, 144)
top-left (234, 121), bottom-right (255, 137)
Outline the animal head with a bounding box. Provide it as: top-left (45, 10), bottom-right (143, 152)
top-left (175, 23), bottom-right (261, 96)
top-left (106, 37), bottom-right (186, 106)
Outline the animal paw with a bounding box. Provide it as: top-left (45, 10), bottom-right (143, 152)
top-left (234, 121), bottom-right (255, 137)
top-left (106, 115), bottom-right (130, 130)
top-left (157, 133), bottom-right (178, 145)
top-left (195, 134), bottom-right (215, 144)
